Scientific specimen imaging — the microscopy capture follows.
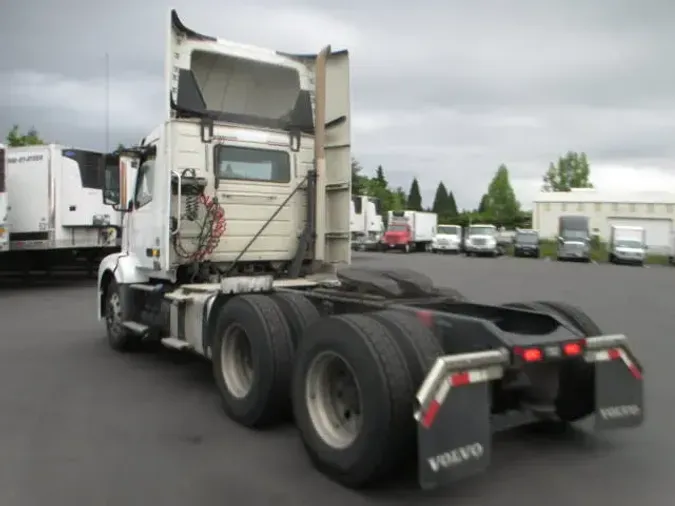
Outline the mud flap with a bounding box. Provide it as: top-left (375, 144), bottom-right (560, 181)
top-left (586, 335), bottom-right (644, 430)
top-left (414, 349), bottom-right (509, 490)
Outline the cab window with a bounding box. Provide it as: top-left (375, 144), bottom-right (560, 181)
top-left (134, 159), bottom-right (155, 208)
top-left (215, 145), bottom-right (290, 183)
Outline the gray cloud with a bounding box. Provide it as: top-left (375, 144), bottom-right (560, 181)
top-left (3, 0), bottom-right (675, 209)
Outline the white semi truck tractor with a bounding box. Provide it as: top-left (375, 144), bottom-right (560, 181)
top-left (96, 9), bottom-right (644, 493)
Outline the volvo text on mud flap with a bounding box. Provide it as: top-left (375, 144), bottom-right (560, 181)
top-left (415, 349), bottom-right (508, 490)
top-left (584, 334), bottom-right (644, 429)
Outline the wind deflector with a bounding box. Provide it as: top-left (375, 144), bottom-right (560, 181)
top-left (170, 9), bottom-right (216, 42)
top-left (167, 10), bottom-right (315, 133)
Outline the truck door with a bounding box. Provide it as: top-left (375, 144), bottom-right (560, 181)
top-left (127, 153), bottom-right (159, 270)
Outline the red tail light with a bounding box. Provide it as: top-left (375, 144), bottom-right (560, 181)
top-left (514, 346), bottom-right (543, 362)
top-left (563, 341), bottom-right (583, 356)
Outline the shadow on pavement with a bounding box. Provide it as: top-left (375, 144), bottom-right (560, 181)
top-left (0, 271), bottom-right (96, 291)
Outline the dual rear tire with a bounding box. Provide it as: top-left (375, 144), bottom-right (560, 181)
top-left (211, 293), bottom-right (443, 488)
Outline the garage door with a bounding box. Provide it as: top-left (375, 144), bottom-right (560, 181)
top-left (607, 217), bottom-right (673, 253)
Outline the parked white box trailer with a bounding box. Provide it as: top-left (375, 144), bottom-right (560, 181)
top-left (350, 195), bottom-right (384, 250)
top-left (609, 225), bottom-right (646, 266)
top-left (2, 145), bottom-right (122, 273)
top-left (0, 143), bottom-right (7, 252)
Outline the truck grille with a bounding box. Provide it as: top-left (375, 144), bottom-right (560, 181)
top-left (472, 238), bottom-right (486, 246)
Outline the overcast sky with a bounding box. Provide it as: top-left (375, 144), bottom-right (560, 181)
top-left (3, 0), bottom-right (675, 209)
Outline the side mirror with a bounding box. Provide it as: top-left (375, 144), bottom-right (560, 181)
top-left (102, 155), bottom-right (123, 208)
top-left (557, 236), bottom-right (564, 243)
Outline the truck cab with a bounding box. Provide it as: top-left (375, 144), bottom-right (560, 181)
top-left (98, 9), bottom-right (351, 289)
top-left (513, 228), bottom-right (540, 258)
top-left (465, 224), bottom-right (500, 257)
top-left (381, 219), bottom-right (412, 252)
top-left (432, 224), bottom-right (461, 254)
top-left (557, 215), bottom-right (591, 262)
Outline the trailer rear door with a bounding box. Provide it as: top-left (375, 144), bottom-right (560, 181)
top-left (7, 148), bottom-right (51, 235)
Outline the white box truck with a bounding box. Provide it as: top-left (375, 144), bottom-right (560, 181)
top-left (2, 145), bottom-right (122, 274)
top-left (382, 210), bottom-right (437, 252)
top-left (609, 225), bottom-right (646, 266)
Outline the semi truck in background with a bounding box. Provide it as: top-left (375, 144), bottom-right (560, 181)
top-left (464, 223), bottom-right (502, 257)
top-left (0, 144), bottom-right (7, 252)
top-left (608, 225), bottom-right (646, 266)
top-left (557, 215), bottom-right (591, 262)
top-left (1, 145), bottom-right (121, 274)
top-left (513, 228), bottom-right (540, 258)
top-left (93, 8), bottom-right (644, 493)
top-left (381, 210), bottom-right (437, 252)
top-left (350, 195), bottom-right (384, 251)
top-left (431, 224), bottom-right (461, 253)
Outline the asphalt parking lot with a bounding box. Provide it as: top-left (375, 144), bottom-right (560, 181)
top-left (0, 255), bottom-right (672, 506)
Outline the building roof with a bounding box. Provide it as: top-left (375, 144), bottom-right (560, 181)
top-left (534, 188), bottom-right (675, 204)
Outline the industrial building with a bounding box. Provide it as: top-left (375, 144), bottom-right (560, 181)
top-left (532, 188), bottom-right (675, 254)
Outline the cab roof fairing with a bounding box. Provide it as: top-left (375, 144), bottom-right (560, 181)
top-left (168, 10), bottom-right (349, 134)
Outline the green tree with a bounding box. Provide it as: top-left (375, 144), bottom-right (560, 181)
top-left (373, 165), bottom-right (386, 187)
top-left (447, 191), bottom-right (458, 217)
top-left (392, 187), bottom-right (407, 210)
top-left (366, 166), bottom-right (393, 216)
top-left (431, 182), bottom-right (449, 214)
top-left (485, 164), bottom-right (520, 226)
top-left (478, 194), bottom-right (489, 214)
top-left (407, 178), bottom-right (423, 211)
top-left (6, 125), bottom-right (44, 147)
top-left (351, 157), bottom-right (368, 195)
top-left (542, 151), bottom-right (593, 191)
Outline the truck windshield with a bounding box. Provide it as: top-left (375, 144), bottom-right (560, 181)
top-left (387, 224), bottom-right (407, 232)
top-left (215, 146), bottom-right (291, 183)
top-left (616, 240), bottom-right (643, 249)
top-left (516, 233), bottom-right (538, 244)
top-left (562, 230), bottom-right (587, 240)
top-left (438, 226), bottom-right (459, 235)
top-left (468, 226), bottom-right (494, 236)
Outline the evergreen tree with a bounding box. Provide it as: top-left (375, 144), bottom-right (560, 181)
top-left (485, 164), bottom-right (520, 225)
top-left (407, 178), bottom-right (423, 211)
top-left (431, 182), bottom-right (449, 214)
top-left (446, 191), bottom-right (458, 216)
top-left (351, 157), bottom-right (368, 195)
top-left (478, 194), bottom-right (489, 213)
